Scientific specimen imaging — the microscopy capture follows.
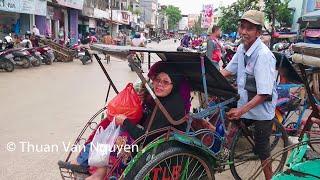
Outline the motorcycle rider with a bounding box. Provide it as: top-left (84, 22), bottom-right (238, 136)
top-left (3, 34), bottom-right (14, 49)
top-left (20, 31), bottom-right (33, 48)
top-left (129, 32), bottom-right (145, 66)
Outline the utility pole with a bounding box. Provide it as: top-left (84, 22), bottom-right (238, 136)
top-left (110, 0), bottom-right (113, 38)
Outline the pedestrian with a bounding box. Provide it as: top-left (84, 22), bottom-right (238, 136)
top-left (32, 25), bottom-right (40, 36)
top-left (103, 32), bottom-right (112, 45)
top-left (206, 25), bottom-right (223, 69)
top-left (220, 10), bottom-right (277, 180)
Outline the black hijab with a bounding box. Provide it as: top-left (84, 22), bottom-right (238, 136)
top-left (123, 64), bottom-right (187, 139)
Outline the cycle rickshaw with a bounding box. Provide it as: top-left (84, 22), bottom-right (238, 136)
top-left (58, 44), bottom-right (288, 180)
top-left (251, 44), bottom-right (320, 179)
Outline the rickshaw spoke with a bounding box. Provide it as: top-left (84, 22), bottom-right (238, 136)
top-left (187, 160), bottom-right (200, 179)
top-left (181, 156), bottom-right (191, 180)
top-left (164, 159), bottom-right (174, 178)
top-left (189, 160), bottom-right (202, 179)
top-left (143, 173), bottom-right (151, 180)
top-left (197, 169), bottom-right (206, 180)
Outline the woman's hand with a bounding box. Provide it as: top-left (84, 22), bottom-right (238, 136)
top-left (115, 114), bottom-right (127, 126)
top-left (137, 91), bottom-right (145, 103)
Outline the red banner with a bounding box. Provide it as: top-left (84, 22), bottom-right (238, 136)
top-left (305, 29), bottom-right (320, 38)
top-left (316, 0), bottom-right (320, 9)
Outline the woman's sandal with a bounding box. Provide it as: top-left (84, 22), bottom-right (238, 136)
top-left (58, 160), bottom-right (89, 174)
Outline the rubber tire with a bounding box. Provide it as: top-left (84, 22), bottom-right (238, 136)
top-left (4, 60), bottom-right (14, 72)
top-left (32, 58), bottom-right (41, 67)
top-left (229, 119), bottom-right (288, 180)
top-left (134, 147), bottom-right (215, 180)
top-left (44, 56), bottom-right (52, 65)
top-left (21, 57), bottom-right (31, 68)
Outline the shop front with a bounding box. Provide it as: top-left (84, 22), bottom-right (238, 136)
top-left (0, 0), bottom-right (47, 38)
top-left (48, 0), bottom-right (84, 45)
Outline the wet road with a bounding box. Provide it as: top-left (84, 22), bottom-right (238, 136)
top-left (0, 39), bottom-right (237, 179)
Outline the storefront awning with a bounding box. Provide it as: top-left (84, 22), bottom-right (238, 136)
top-left (303, 10), bottom-right (320, 21)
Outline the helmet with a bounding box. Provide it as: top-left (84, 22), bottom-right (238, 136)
top-left (25, 31), bottom-right (32, 39)
top-left (134, 32), bottom-right (141, 39)
top-left (4, 36), bottom-right (13, 43)
top-left (25, 31), bottom-right (32, 36)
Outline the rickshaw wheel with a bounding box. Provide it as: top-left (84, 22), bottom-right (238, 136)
top-left (309, 123), bottom-right (320, 155)
top-left (229, 119), bottom-right (288, 180)
top-left (134, 147), bottom-right (215, 180)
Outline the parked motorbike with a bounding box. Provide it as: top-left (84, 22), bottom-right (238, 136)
top-left (78, 47), bottom-right (93, 65)
top-left (7, 48), bottom-right (33, 68)
top-left (222, 44), bottom-right (237, 68)
top-left (0, 50), bottom-right (15, 72)
top-left (26, 48), bottom-right (42, 67)
top-left (35, 46), bottom-right (55, 65)
top-left (127, 52), bottom-right (142, 71)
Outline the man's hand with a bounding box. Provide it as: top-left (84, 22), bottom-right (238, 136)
top-left (115, 114), bottom-right (127, 126)
top-left (226, 108), bottom-right (244, 120)
top-left (220, 69), bottom-right (232, 77)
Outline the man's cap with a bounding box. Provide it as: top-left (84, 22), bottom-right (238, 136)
top-left (240, 10), bottom-right (265, 27)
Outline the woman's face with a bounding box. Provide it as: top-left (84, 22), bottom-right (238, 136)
top-left (152, 72), bottom-right (173, 97)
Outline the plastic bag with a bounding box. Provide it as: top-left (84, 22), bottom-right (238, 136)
top-left (107, 83), bottom-right (143, 124)
top-left (88, 119), bottom-right (120, 167)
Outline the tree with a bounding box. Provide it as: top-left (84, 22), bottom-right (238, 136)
top-left (191, 15), bottom-right (204, 35)
top-left (218, 0), bottom-right (260, 34)
top-left (264, 0), bottom-right (293, 27)
top-left (218, 0), bottom-right (293, 48)
top-left (165, 5), bottom-right (182, 30)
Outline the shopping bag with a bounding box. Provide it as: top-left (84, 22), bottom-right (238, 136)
top-left (107, 83), bottom-right (143, 124)
top-left (88, 118), bottom-right (120, 167)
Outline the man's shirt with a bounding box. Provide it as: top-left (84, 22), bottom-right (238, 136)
top-left (225, 38), bottom-right (277, 120)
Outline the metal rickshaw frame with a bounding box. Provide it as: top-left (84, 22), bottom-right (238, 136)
top-left (59, 44), bottom-right (287, 180)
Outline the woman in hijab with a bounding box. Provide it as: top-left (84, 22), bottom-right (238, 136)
top-left (117, 65), bottom-right (187, 138)
top-left (85, 65), bottom-right (187, 180)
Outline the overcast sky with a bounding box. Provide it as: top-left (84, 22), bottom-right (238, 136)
top-left (158, 0), bottom-right (237, 14)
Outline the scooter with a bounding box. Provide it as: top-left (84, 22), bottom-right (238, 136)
top-left (10, 48), bottom-right (34, 68)
top-left (35, 46), bottom-right (55, 65)
top-left (0, 49), bottom-right (15, 72)
top-left (26, 48), bottom-right (42, 67)
top-left (222, 44), bottom-right (237, 68)
top-left (79, 47), bottom-right (93, 65)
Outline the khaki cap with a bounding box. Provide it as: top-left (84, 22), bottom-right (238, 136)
top-left (240, 10), bottom-right (265, 27)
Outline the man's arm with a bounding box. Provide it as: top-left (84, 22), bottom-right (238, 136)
top-left (227, 94), bottom-right (268, 120)
top-left (221, 51), bottom-right (238, 77)
top-left (220, 69), bottom-right (233, 77)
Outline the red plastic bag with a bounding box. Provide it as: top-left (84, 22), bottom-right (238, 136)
top-left (107, 83), bottom-right (143, 124)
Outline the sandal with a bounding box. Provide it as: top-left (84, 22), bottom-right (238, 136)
top-left (58, 160), bottom-right (89, 174)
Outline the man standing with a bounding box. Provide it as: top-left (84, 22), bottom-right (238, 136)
top-left (32, 25), bottom-right (40, 36)
top-left (221, 10), bottom-right (277, 180)
top-left (207, 25), bottom-right (223, 69)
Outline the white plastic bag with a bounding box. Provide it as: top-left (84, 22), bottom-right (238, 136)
top-left (88, 118), bottom-right (120, 167)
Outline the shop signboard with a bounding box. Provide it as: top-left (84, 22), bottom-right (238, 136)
top-left (0, 0), bottom-right (46, 16)
top-left (94, 8), bottom-right (110, 19)
top-left (201, 4), bottom-right (213, 29)
top-left (121, 11), bottom-right (131, 25)
top-left (55, 0), bottom-right (84, 10)
top-left (82, 6), bottom-right (94, 17)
